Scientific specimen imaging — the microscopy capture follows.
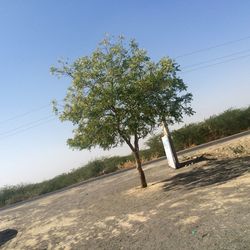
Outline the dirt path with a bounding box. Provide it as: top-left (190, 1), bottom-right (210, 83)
top-left (0, 136), bottom-right (250, 249)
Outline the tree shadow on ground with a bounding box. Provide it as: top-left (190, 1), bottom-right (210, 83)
top-left (162, 156), bottom-right (250, 192)
top-left (0, 229), bottom-right (18, 246)
top-left (177, 154), bottom-right (216, 168)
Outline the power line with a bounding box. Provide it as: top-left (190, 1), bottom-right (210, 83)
top-left (181, 53), bottom-right (250, 73)
top-left (0, 118), bottom-right (57, 141)
top-left (182, 48), bottom-right (250, 70)
top-left (0, 104), bottom-right (51, 125)
top-left (0, 99), bottom-right (63, 125)
top-left (174, 35), bottom-right (250, 59)
top-left (0, 104), bottom-right (64, 140)
top-left (0, 115), bottom-right (55, 136)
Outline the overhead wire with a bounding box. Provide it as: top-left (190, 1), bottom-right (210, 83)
top-left (0, 100), bottom-right (64, 141)
top-left (0, 118), bottom-right (57, 141)
top-left (0, 104), bottom-right (51, 125)
top-left (181, 48), bottom-right (250, 70)
top-left (174, 34), bottom-right (250, 59)
top-left (181, 52), bottom-right (250, 73)
top-left (0, 99), bottom-right (63, 125)
top-left (0, 115), bottom-right (56, 136)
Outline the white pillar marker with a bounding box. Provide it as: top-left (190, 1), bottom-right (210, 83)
top-left (161, 122), bottom-right (179, 169)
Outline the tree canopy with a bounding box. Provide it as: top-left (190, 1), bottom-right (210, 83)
top-left (51, 36), bottom-right (194, 187)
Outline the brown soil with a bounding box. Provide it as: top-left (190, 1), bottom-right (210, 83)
top-left (0, 135), bottom-right (250, 250)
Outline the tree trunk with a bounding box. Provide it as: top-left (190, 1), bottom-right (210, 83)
top-left (133, 150), bottom-right (147, 188)
top-left (118, 131), bottom-right (147, 188)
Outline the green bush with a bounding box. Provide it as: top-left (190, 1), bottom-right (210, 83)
top-left (172, 107), bottom-right (250, 150)
top-left (148, 106), bottom-right (250, 152)
top-left (0, 156), bottom-right (132, 207)
top-left (144, 134), bottom-right (165, 157)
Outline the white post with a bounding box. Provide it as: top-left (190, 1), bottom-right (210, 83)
top-left (161, 121), bottom-right (179, 169)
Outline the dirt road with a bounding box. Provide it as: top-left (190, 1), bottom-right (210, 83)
top-left (0, 135), bottom-right (250, 249)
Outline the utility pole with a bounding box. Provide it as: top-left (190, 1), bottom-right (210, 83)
top-left (161, 121), bottom-right (179, 169)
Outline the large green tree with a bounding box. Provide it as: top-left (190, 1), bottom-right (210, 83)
top-left (51, 36), bottom-right (194, 188)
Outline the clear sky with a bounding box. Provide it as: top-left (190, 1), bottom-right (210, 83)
top-left (0, 0), bottom-right (250, 187)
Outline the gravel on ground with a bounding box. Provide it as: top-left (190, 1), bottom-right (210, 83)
top-left (0, 135), bottom-right (249, 250)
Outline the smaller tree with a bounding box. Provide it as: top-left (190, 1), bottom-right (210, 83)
top-left (145, 134), bottom-right (165, 157)
top-left (51, 36), bottom-right (194, 188)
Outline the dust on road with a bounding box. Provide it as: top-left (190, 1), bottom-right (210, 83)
top-left (0, 135), bottom-right (249, 249)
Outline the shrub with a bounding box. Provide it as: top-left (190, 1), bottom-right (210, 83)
top-left (145, 106), bottom-right (250, 152)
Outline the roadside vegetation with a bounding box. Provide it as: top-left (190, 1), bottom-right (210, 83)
top-left (0, 106), bottom-right (249, 208)
top-left (173, 106), bottom-right (250, 150)
top-left (149, 106), bottom-right (250, 153)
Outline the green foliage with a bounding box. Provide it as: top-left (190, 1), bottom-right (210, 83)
top-left (0, 151), bottom-right (157, 207)
top-left (147, 106), bottom-right (250, 152)
top-left (0, 183), bottom-right (41, 206)
top-left (51, 36), bottom-right (194, 188)
top-left (0, 156), bottom-right (132, 207)
top-left (173, 107), bottom-right (250, 150)
top-left (145, 133), bottom-right (165, 157)
top-left (51, 36), bottom-right (194, 154)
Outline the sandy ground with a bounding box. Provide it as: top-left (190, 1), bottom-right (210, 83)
top-left (0, 135), bottom-right (250, 250)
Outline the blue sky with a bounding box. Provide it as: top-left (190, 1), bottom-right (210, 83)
top-left (0, 0), bottom-right (250, 186)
